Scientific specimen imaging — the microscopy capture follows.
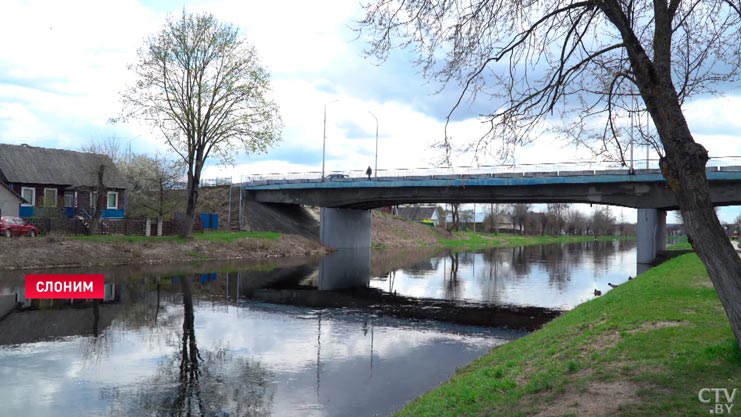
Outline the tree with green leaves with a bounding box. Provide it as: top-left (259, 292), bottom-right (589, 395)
top-left (120, 11), bottom-right (281, 237)
top-left (359, 1), bottom-right (741, 346)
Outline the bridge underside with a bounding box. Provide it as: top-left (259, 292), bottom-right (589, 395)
top-left (243, 173), bottom-right (741, 264)
top-left (247, 180), bottom-right (741, 210)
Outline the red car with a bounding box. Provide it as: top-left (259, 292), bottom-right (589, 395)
top-left (0, 216), bottom-right (38, 237)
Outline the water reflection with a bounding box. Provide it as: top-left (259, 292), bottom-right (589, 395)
top-left (371, 240), bottom-right (637, 309)
top-left (0, 272), bottom-right (515, 417)
top-left (103, 277), bottom-right (275, 417)
top-left (318, 248), bottom-right (371, 290)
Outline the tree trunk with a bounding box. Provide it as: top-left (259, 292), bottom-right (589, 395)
top-left (653, 93), bottom-right (741, 346)
top-left (182, 162), bottom-right (202, 238)
top-left (88, 164), bottom-right (106, 235)
top-left (662, 143), bottom-right (741, 345)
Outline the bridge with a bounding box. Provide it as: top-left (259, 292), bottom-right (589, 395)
top-left (241, 158), bottom-right (741, 268)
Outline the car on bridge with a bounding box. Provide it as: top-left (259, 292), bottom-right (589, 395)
top-left (324, 173), bottom-right (349, 181)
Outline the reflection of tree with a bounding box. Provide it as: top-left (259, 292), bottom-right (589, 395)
top-left (510, 246), bottom-right (532, 276)
top-left (475, 248), bottom-right (515, 305)
top-left (175, 276), bottom-right (200, 415)
top-left (443, 252), bottom-right (462, 300)
top-left (537, 245), bottom-right (574, 290)
top-left (104, 276), bottom-right (274, 417)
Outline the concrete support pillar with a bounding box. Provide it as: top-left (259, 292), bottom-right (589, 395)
top-left (656, 210), bottom-right (667, 253)
top-left (637, 208), bottom-right (667, 266)
top-left (320, 208), bottom-right (371, 249)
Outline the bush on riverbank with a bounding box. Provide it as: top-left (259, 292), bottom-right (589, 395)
top-left (394, 253), bottom-right (740, 417)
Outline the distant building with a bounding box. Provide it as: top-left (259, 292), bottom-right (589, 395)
top-left (0, 143), bottom-right (129, 218)
top-left (396, 206), bottom-right (437, 224)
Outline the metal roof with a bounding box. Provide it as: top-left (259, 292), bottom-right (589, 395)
top-left (0, 143), bottom-right (128, 189)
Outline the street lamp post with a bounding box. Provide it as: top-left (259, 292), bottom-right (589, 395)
top-left (322, 100), bottom-right (339, 181)
top-left (368, 111), bottom-right (378, 178)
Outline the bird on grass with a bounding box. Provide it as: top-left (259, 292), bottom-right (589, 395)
top-left (594, 289), bottom-right (602, 296)
top-left (608, 283), bottom-right (619, 288)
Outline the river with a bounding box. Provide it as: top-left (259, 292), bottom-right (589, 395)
top-left (0, 240), bottom-right (636, 417)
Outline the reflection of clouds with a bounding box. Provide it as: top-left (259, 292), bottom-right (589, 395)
top-left (0, 301), bottom-right (508, 417)
top-left (195, 305), bottom-right (498, 373)
top-left (368, 242), bottom-right (637, 309)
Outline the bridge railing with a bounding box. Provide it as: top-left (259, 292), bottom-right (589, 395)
top-left (233, 156), bottom-right (741, 186)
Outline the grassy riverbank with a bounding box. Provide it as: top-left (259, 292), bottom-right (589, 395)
top-left (69, 230), bottom-right (281, 243)
top-left (395, 253), bottom-right (740, 416)
top-left (439, 231), bottom-right (635, 249)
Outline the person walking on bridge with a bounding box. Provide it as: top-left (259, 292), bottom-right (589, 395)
top-left (366, 166), bottom-right (372, 180)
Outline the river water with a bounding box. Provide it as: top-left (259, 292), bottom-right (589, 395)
top-left (0, 240), bottom-right (636, 417)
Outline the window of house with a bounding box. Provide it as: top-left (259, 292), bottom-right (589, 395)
top-left (21, 187), bottom-right (35, 206)
top-left (107, 192), bottom-right (118, 210)
top-left (64, 191), bottom-right (74, 208)
top-left (43, 188), bottom-right (57, 207)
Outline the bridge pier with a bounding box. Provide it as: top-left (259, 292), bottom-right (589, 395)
top-left (637, 208), bottom-right (667, 268)
top-left (319, 208), bottom-right (371, 249)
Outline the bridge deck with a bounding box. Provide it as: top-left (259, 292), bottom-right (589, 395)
top-left (241, 166), bottom-right (741, 210)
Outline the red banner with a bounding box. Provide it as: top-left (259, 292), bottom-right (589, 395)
top-left (25, 274), bottom-right (105, 299)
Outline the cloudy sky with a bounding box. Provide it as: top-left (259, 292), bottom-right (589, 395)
top-left (1, 0), bottom-right (740, 221)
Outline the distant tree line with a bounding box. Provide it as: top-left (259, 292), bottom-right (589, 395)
top-left (438, 203), bottom-right (627, 237)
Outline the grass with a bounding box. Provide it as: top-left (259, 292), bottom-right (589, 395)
top-left (438, 231), bottom-right (634, 249)
top-left (69, 230), bottom-right (281, 243)
top-left (667, 235), bottom-right (690, 251)
top-left (394, 253), bottom-right (741, 417)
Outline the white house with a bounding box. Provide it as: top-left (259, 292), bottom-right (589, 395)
top-left (0, 182), bottom-right (24, 217)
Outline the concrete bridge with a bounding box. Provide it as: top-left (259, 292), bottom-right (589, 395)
top-left (242, 160), bottom-right (741, 268)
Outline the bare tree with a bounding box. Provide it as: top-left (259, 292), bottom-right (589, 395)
top-left (591, 206), bottom-right (617, 236)
top-left (485, 203), bottom-right (508, 233)
top-left (124, 154), bottom-right (185, 219)
top-left (564, 207), bottom-right (589, 236)
top-left (359, 1), bottom-right (741, 346)
top-left (449, 203), bottom-right (461, 231)
top-left (79, 136), bottom-right (129, 164)
top-left (120, 11), bottom-right (282, 237)
top-left (511, 203), bottom-right (530, 235)
top-left (547, 203), bottom-right (569, 235)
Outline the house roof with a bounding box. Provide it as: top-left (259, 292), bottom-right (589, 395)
top-left (0, 143), bottom-right (128, 189)
top-left (397, 206), bottom-right (436, 222)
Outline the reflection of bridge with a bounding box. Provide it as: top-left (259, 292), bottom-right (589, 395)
top-left (242, 158), bottom-right (741, 266)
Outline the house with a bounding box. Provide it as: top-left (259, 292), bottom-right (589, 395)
top-left (441, 209), bottom-right (517, 232)
top-left (0, 182), bottom-right (25, 217)
top-left (0, 143), bottom-right (129, 219)
top-left (396, 206), bottom-right (437, 224)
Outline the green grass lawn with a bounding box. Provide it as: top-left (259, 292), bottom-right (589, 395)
top-left (395, 253), bottom-right (741, 416)
top-left (70, 230), bottom-right (281, 243)
top-left (438, 232), bottom-right (634, 249)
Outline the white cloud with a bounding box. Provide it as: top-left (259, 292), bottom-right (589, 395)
top-left (0, 0), bottom-right (739, 222)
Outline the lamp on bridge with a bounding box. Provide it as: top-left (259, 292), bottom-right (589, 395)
top-left (368, 110), bottom-right (378, 178)
top-left (323, 99), bottom-right (340, 181)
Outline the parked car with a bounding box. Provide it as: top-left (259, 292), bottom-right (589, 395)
top-left (324, 173), bottom-right (349, 181)
top-left (0, 216), bottom-right (39, 237)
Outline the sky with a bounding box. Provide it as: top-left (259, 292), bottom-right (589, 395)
top-left (1, 0), bottom-right (740, 222)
